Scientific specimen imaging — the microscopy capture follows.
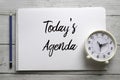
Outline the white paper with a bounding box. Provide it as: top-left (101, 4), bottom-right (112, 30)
top-left (16, 7), bottom-right (106, 71)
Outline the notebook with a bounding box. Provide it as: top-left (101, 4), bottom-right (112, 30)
top-left (16, 7), bottom-right (106, 71)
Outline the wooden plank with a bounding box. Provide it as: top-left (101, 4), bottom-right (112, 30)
top-left (0, 0), bottom-right (120, 15)
top-left (0, 0), bottom-right (120, 76)
top-left (0, 16), bottom-right (9, 44)
top-left (107, 16), bottom-right (120, 44)
top-left (0, 15), bottom-right (15, 44)
top-left (0, 45), bottom-right (14, 73)
top-left (0, 45), bottom-right (120, 74)
top-left (0, 15), bottom-right (120, 44)
top-left (0, 74), bottom-right (120, 80)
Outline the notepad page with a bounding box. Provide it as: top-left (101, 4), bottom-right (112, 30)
top-left (16, 7), bottom-right (106, 71)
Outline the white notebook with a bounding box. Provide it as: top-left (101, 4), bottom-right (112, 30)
top-left (16, 7), bottom-right (106, 71)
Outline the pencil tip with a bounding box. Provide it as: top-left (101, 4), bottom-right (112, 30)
top-left (9, 63), bottom-right (12, 69)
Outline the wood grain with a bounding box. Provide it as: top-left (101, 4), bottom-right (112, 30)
top-left (0, 15), bottom-right (15, 44)
top-left (0, 45), bottom-right (120, 74)
top-left (0, 0), bottom-right (120, 79)
top-left (0, 74), bottom-right (120, 80)
top-left (107, 16), bottom-right (120, 44)
top-left (0, 0), bottom-right (120, 15)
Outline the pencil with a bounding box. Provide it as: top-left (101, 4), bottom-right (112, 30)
top-left (9, 13), bottom-right (12, 69)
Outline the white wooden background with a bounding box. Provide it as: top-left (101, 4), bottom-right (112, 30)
top-left (0, 0), bottom-right (120, 80)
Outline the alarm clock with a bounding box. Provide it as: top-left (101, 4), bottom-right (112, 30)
top-left (85, 30), bottom-right (117, 63)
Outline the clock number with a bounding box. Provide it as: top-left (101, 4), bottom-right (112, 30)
top-left (107, 52), bottom-right (110, 55)
top-left (107, 36), bottom-right (109, 39)
top-left (101, 33), bottom-right (104, 36)
top-left (96, 33), bottom-right (98, 36)
top-left (97, 55), bottom-right (99, 58)
top-left (111, 47), bottom-right (113, 50)
top-left (88, 47), bottom-right (91, 50)
top-left (110, 41), bottom-right (112, 44)
top-left (88, 41), bottom-right (91, 44)
top-left (90, 36), bottom-right (94, 39)
top-left (92, 51), bottom-right (94, 54)
top-left (103, 55), bottom-right (106, 58)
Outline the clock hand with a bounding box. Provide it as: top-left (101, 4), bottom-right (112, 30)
top-left (97, 41), bottom-right (101, 46)
top-left (97, 41), bottom-right (102, 48)
top-left (101, 43), bottom-right (108, 46)
top-left (97, 41), bottom-right (101, 52)
top-left (98, 43), bottom-right (108, 53)
top-left (100, 44), bottom-right (102, 52)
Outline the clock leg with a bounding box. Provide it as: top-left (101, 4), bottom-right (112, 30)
top-left (86, 55), bottom-right (91, 59)
top-left (105, 60), bottom-right (109, 64)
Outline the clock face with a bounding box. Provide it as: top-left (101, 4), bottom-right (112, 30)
top-left (86, 30), bottom-right (117, 62)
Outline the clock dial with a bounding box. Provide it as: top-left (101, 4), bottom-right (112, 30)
top-left (85, 30), bottom-right (117, 62)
